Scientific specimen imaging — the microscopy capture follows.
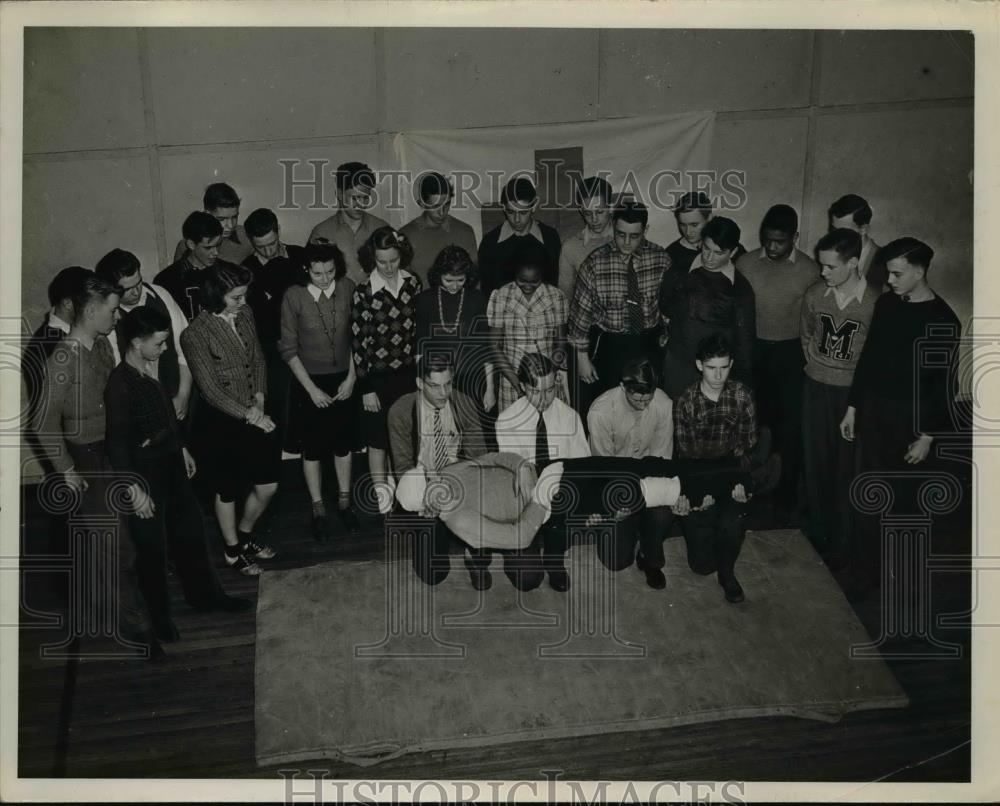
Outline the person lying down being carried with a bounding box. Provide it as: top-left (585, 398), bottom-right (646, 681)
top-left (395, 453), bottom-right (781, 552)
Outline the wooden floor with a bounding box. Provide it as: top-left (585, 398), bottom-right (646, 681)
top-left (17, 454), bottom-right (973, 782)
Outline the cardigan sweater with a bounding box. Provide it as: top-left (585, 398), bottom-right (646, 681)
top-left (278, 280), bottom-right (355, 375)
top-left (34, 335), bottom-right (116, 473)
top-left (180, 306), bottom-right (268, 420)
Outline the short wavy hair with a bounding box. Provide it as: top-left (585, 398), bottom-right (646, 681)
top-left (200, 262), bottom-right (253, 314)
top-left (357, 226), bottom-right (414, 274)
top-left (302, 241), bottom-right (347, 283)
top-left (427, 244), bottom-right (478, 288)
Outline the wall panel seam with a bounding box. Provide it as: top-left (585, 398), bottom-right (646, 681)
top-left (136, 28), bottom-right (168, 269)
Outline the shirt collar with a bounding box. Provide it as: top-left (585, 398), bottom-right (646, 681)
top-left (690, 255), bottom-right (735, 284)
top-left (370, 269), bottom-right (412, 295)
top-left (583, 222), bottom-right (612, 245)
top-left (824, 274), bottom-right (867, 307)
top-left (498, 220), bottom-right (544, 244)
top-left (48, 312), bottom-right (72, 334)
top-left (307, 281), bottom-right (336, 301)
top-left (759, 247), bottom-right (797, 264)
top-left (214, 309), bottom-right (238, 324)
top-left (256, 243), bottom-right (289, 265)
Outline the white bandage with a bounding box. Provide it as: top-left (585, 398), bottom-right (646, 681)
top-left (640, 476), bottom-right (681, 509)
top-left (394, 470), bottom-right (426, 513)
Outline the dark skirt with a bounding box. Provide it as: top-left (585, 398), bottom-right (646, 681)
top-left (358, 367), bottom-right (416, 450)
top-left (289, 370), bottom-right (355, 460)
top-left (193, 403), bottom-right (281, 502)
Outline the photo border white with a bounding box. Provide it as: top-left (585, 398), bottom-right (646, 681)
top-left (1, 0), bottom-right (996, 802)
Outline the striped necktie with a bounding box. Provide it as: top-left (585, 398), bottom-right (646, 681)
top-left (624, 254), bottom-right (644, 333)
top-left (433, 407), bottom-right (448, 471)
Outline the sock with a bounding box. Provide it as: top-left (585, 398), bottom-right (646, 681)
top-left (224, 543), bottom-right (241, 558)
top-left (312, 500), bottom-right (326, 517)
top-left (237, 529), bottom-right (253, 546)
top-left (337, 492), bottom-right (350, 510)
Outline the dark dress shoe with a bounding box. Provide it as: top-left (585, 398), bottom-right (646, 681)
top-left (191, 594), bottom-right (255, 613)
top-left (338, 507), bottom-right (361, 533)
top-left (644, 567), bottom-right (667, 590)
top-left (548, 570), bottom-right (571, 593)
top-left (152, 618), bottom-right (181, 643)
top-left (129, 632), bottom-right (166, 662)
top-left (719, 575), bottom-right (745, 603)
top-left (312, 513), bottom-right (331, 542)
top-left (470, 569), bottom-right (493, 591)
top-left (146, 640), bottom-right (166, 662)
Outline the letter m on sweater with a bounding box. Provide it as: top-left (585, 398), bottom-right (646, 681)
top-left (818, 314), bottom-right (861, 362)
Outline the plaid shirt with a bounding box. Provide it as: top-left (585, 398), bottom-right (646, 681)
top-left (487, 281), bottom-right (568, 412)
top-left (105, 361), bottom-right (183, 476)
top-left (568, 240), bottom-right (671, 349)
top-left (674, 379), bottom-right (757, 459)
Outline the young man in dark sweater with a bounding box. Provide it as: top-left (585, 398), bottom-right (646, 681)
top-left (660, 216), bottom-right (755, 400)
top-left (664, 191), bottom-right (746, 276)
top-left (736, 204), bottom-right (821, 524)
top-left (154, 212), bottom-right (226, 322)
top-left (840, 237), bottom-right (961, 597)
top-left (478, 176), bottom-right (561, 295)
top-left (242, 207), bottom-right (306, 453)
top-left (800, 229), bottom-right (879, 567)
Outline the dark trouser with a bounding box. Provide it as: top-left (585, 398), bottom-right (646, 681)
top-left (682, 498), bottom-right (747, 583)
top-left (263, 347), bottom-right (295, 454)
top-left (66, 441), bottom-right (150, 640)
top-left (852, 394), bottom-right (924, 587)
top-left (801, 376), bottom-right (854, 557)
top-left (392, 513), bottom-right (496, 587)
top-left (753, 338), bottom-right (805, 511)
top-left (549, 455), bottom-right (747, 576)
top-left (596, 506), bottom-right (675, 572)
top-left (130, 452), bottom-right (224, 627)
top-left (587, 326), bottom-right (662, 401)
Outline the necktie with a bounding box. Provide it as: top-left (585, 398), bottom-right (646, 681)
top-left (433, 407), bottom-right (448, 471)
top-left (535, 409), bottom-right (550, 467)
top-left (625, 255), bottom-right (642, 333)
top-left (624, 255), bottom-right (644, 333)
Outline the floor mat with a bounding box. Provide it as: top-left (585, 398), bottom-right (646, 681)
top-left (254, 529), bottom-right (907, 767)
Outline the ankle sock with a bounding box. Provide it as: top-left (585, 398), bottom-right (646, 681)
top-left (224, 543), bottom-right (241, 558)
top-left (237, 529), bottom-right (253, 546)
top-left (337, 492), bottom-right (351, 510)
top-left (312, 500), bottom-right (326, 517)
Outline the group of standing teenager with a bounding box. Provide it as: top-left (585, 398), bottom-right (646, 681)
top-left (24, 160), bottom-right (962, 657)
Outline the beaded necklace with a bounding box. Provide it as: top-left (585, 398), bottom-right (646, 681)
top-left (436, 286), bottom-right (465, 335)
